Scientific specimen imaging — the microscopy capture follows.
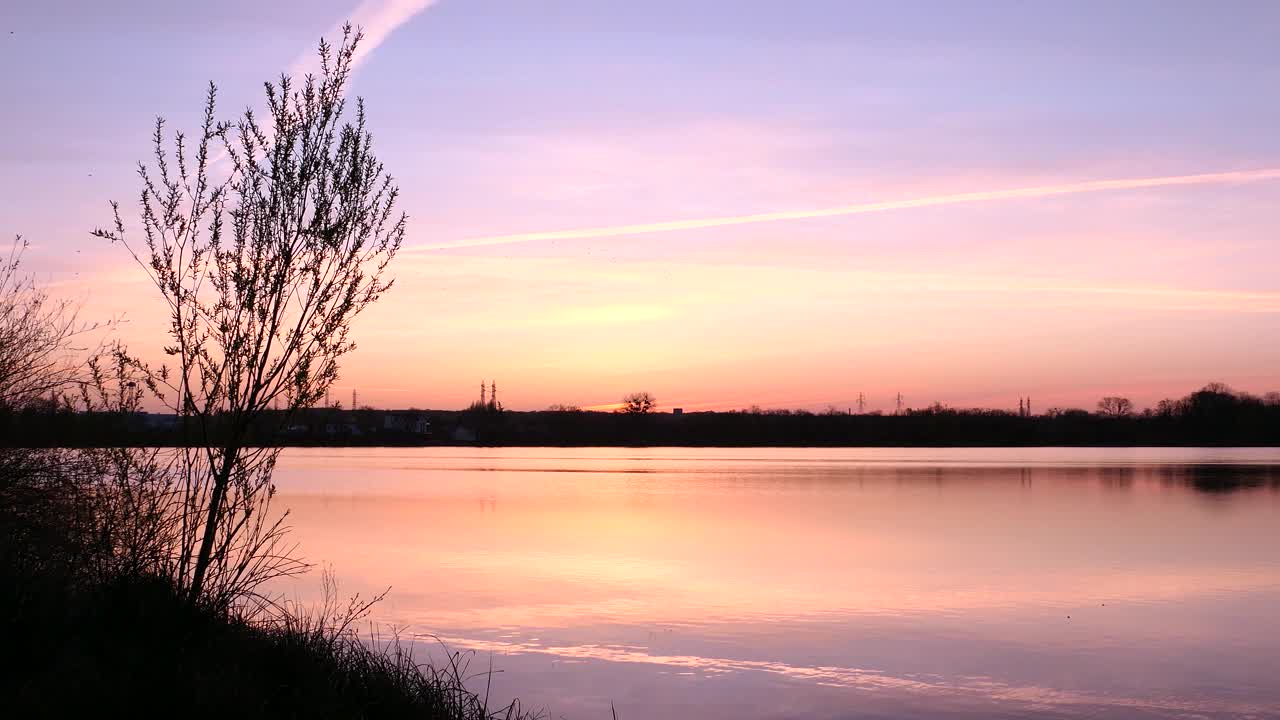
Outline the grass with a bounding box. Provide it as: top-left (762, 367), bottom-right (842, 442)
top-left (1, 567), bottom-right (535, 719)
top-left (0, 447), bottom-right (536, 719)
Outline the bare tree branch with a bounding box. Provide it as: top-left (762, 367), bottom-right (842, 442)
top-left (92, 24), bottom-right (404, 609)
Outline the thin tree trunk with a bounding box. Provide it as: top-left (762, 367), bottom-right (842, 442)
top-left (188, 447), bottom-right (236, 602)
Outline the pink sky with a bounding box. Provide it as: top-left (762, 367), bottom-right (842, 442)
top-left (4, 1), bottom-right (1279, 412)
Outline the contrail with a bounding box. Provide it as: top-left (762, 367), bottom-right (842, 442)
top-left (290, 0), bottom-right (439, 77)
top-left (409, 168), bottom-right (1280, 251)
top-left (207, 0), bottom-right (436, 169)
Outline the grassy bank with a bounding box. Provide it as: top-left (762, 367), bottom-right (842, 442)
top-left (0, 448), bottom-right (533, 720)
top-left (3, 574), bottom-right (527, 719)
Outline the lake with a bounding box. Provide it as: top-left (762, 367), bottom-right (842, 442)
top-left (272, 447), bottom-right (1280, 719)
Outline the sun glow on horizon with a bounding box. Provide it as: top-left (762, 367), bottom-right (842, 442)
top-left (5, 2), bottom-right (1279, 413)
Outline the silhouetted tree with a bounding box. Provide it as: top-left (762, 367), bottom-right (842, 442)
top-left (93, 26), bottom-right (404, 608)
top-left (0, 237), bottom-right (95, 411)
top-left (1097, 396), bottom-right (1134, 417)
top-left (1, 247), bottom-right (181, 603)
top-left (1, 238), bottom-right (92, 593)
top-left (620, 391), bottom-right (656, 414)
top-left (73, 347), bottom-right (188, 581)
top-left (1182, 383), bottom-right (1240, 420)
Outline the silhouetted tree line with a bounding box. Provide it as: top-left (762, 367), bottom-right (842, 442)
top-left (424, 384), bottom-right (1280, 446)
top-left (9, 382), bottom-right (1277, 448)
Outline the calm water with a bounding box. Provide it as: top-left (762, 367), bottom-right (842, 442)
top-left (273, 447), bottom-right (1280, 719)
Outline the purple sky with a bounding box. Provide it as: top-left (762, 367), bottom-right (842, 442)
top-left (2, 1), bottom-right (1278, 411)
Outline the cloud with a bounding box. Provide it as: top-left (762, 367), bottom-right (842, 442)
top-left (202, 0), bottom-right (437, 170)
top-left (408, 168), bottom-right (1280, 251)
top-left (386, 253), bottom-right (1280, 315)
top-left (289, 0), bottom-right (439, 77)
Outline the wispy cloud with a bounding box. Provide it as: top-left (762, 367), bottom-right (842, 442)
top-left (384, 254), bottom-right (1280, 317)
top-left (203, 0), bottom-right (437, 170)
top-left (290, 0), bottom-right (439, 77)
top-left (409, 168), bottom-right (1280, 251)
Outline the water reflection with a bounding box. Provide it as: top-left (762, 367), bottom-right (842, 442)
top-left (1157, 463), bottom-right (1280, 494)
top-left (420, 634), bottom-right (1274, 719)
top-left (273, 448), bottom-right (1280, 719)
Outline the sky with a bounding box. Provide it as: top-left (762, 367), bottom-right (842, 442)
top-left (2, 0), bottom-right (1279, 412)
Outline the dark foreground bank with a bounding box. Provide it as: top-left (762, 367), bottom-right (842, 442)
top-left (2, 574), bottom-right (530, 719)
top-left (0, 449), bottom-right (533, 720)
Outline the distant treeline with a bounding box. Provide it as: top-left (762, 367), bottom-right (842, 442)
top-left (5, 383), bottom-right (1278, 448)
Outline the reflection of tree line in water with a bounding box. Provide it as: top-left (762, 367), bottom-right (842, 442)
top-left (1154, 465), bottom-right (1280, 494)
top-left (611, 465), bottom-right (1280, 496)
top-left (828, 465), bottom-right (1280, 495)
top-left (1069, 464), bottom-right (1280, 494)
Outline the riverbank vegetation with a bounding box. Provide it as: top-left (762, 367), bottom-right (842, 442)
top-left (2, 28), bottom-right (532, 719)
top-left (0, 449), bottom-right (531, 718)
top-left (7, 381), bottom-right (1278, 447)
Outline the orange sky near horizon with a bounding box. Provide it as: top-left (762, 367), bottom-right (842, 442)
top-left (5, 1), bottom-right (1280, 413)
top-left (59, 198), bottom-right (1280, 414)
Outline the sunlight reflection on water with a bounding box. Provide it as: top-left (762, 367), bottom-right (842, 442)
top-left (272, 447), bottom-right (1280, 719)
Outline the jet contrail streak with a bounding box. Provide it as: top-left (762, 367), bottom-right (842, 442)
top-left (290, 0), bottom-right (438, 77)
top-left (206, 0), bottom-right (436, 170)
top-left (410, 168), bottom-right (1280, 251)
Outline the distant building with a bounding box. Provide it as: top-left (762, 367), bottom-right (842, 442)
top-left (672, 408), bottom-right (684, 415)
